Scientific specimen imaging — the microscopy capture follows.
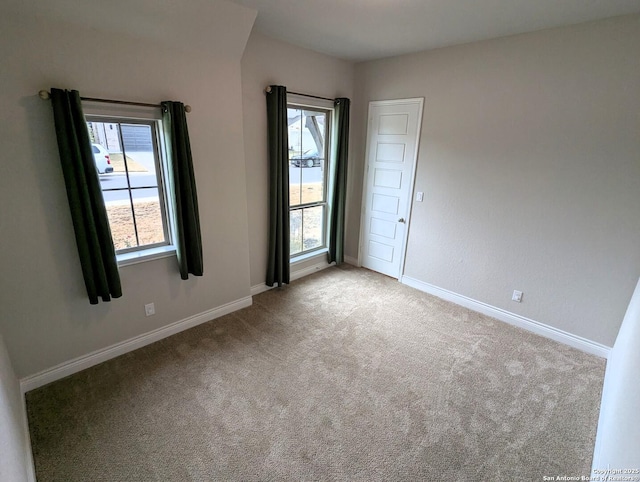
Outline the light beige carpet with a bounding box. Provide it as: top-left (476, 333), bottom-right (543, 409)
top-left (26, 265), bottom-right (605, 481)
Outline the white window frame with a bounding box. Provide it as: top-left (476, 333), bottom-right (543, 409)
top-left (287, 95), bottom-right (334, 262)
top-left (83, 102), bottom-right (177, 266)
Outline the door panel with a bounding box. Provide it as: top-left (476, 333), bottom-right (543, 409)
top-left (376, 143), bottom-right (405, 162)
top-left (361, 99), bottom-right (423, 279)
top-left (374, 169), bottom-right (402, 189)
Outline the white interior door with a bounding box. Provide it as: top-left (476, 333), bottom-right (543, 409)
top-left (360, 98), bottom-right (424, 279)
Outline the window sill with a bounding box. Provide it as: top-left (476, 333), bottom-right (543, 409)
top-left (117, 245), bottom-right (176, 267)
top-left (290, 248), bottom-right (328, 265)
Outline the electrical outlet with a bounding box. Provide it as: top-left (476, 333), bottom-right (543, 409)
top-left (145, 302), bottom-right (155, 316)
top-left (512, 290), bottom-right (523, 303)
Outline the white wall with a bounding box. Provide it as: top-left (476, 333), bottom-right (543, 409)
top-left (241, 31), bottom-right (355, 287)
top-left (592, 277), bottom-right (640, 471)
top-left (0, 334), bottom-right (30, 482)
top-left (0, 1), bottom-right (256, 378)
top-left (352, 15), bottom-right (640, 346)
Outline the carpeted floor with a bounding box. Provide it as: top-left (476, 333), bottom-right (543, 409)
top-left (26, 265), bottom-right (605, 481)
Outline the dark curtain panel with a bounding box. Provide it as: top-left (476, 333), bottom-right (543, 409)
top-left (265, 85), bottom-right (290, 287)
top-left (50, 88), bottom-right (122, 304)
top-left (328, 97), bottom-right (350, 265)
top-left (162, 101), bottom-right (203, 280)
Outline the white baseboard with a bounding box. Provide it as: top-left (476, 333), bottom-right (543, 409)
top-left (401, 276), bottom-right (611, 359)
top-left (251, 260), bottom-right (333, 296)
top-left (250, 283), bottom-right (272, 296)
top-left (20, 296), bottom-right (253, 393)
top-left (291, 260), bottom-right (333, 281)
top-left (20, 392), bottom-right (36, 482)
top-left (344, 255), bottom-right (359, 267)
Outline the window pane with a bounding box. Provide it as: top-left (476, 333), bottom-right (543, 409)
top-left (302, 205), bottom-right (324, 251)
top-left (100, 176), bottom-right (128, 191)
top-left (290, 209), bottom-right (303, 255)
top-left (288, 108), bottom-right (325, 207)
top-left (301, 159), bottom-right (324, 204)
top-left (86, 123), bottom-right (115, 176)
top-left (87, 118), bottom-right (169, 253)
top-left (301, 111), bottom-right (325, 205)
top-left (287, 104), bottom-right (329, 257)
top-left (302, 110), bottom-right (324, 159)
top-left (289, 163), bottom-right (303, 207)
top-left (288, 108), bottom-right (303, 206)
top-left (121, 124), bottom-right (158, 189)
top-left (104, 201), bottom-right (137, 251)
top-left (132, 188), bottom-right (165, 246)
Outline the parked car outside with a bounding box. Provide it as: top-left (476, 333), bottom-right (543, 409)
top-left (92, 143), bottom-right (113, 174)
top-left (290, 150), bottom-right (323, 168)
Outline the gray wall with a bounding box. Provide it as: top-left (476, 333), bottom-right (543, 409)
top-left (0, 2), bottom-right (256, 378)
top-left (241, 31), bottom-right (355, 287)
top-left (1, 0), bottom-right (638, 383)
top-left (0, 333), bottom-right (29, 482)
top-left (351, 15), bottom-right (640, 346)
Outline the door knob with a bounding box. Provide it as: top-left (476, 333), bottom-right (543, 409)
top-left (398, 218), bottom-right (405, 223)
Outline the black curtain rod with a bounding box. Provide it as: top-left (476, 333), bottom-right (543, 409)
top-left (264, 86), bottom-right (336, 102)
top-left (82, 96), bottom-right (161, 109)
top-left (288, 91), bottom-right (336, 102)
top-left (38, 91), bottom-right (192, 112)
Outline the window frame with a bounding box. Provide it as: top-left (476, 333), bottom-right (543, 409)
top-left (84, 103), bottom-right (177, 266)
top-left (287, 98), bottom-right (334, 260)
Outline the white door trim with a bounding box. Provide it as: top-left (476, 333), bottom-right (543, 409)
top-left (358, 97), bottom-right (424, 279)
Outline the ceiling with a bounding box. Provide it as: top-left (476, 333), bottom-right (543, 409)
top-left (2, 0), bottom-right (257, 59)
top-left (229, 0), bottom-right (640, 61)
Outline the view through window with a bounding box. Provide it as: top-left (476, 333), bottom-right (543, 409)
top-left (288, 105), bottom-right (330, 256)
top-left (86, 118), bottom-right (170, 253)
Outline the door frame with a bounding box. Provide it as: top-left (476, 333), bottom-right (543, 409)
top-left (357, 97), bottom-right (424, 279)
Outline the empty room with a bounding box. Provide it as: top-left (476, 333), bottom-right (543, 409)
top-left (1, 0), bottom-right (639, 480)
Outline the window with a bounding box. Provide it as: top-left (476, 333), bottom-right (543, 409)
top-left (85, 106), bottom-right (174, 264)
top-left (288, 103), bottom-right (332, 258)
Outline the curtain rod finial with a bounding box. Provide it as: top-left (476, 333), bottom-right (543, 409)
top-left (185, 105), bottom-right (192, 113)
top-left (39, 90), bottom-right (50, 100)
top-left (265, 86), bottom-right (272, 94)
